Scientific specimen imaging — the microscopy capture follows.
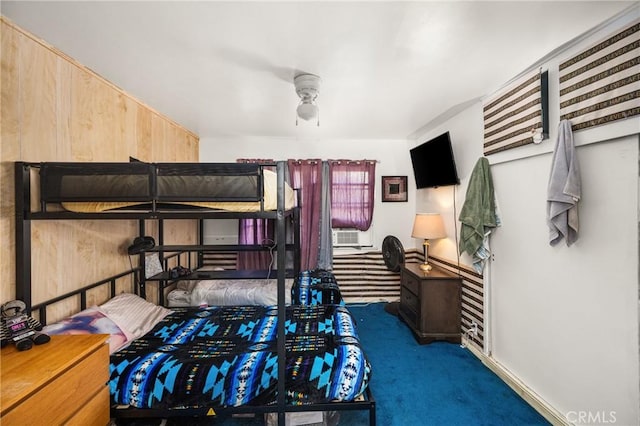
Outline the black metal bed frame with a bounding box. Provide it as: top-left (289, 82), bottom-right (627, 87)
top-left (13, 160), bottom-right (376, 426)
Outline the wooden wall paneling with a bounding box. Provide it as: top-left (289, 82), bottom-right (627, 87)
top-left (122, 96), bottom-right (138, 160)
top-left (0, 213), bottom-right (14, 302)
top-left (70, 66), bottom-right (129, 161)
top-left (150, 113), bottom-right (167, 161)
top-left (111, 92), bottom-right (129, 161)
top-left (31, 222), bottom-right (61, 306)
top-left (19, 31), bottom-right (57, 162)
top-left (135, 106), bottom-right (152, 161)
top-left (81, 221), bottom-right (136, 305)
top-left (1, 20), bottom-right (20, 160)
top-left (0, 20), bottom-right (20, 302)
top-left (180, 125), bottom-right (198, 161)
top-left (69, 67), bottom-right (95, 161)
top-left (1, 18), bottom-right (200, 318)
top-left (56, 57), bottom-right (73, 161)
top-left (164, 122), bottom-right (179, 162)
top-left (188, 134), bottom-right (199, 161)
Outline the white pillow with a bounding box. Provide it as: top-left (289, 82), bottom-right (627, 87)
top-left (99, 293), bottom-right (171, 339)
top-left (166, 289), bottom-right (193, 307)
top-left (175, 267), bottom-right (225, 291)
top-left (190, 279), bottom-right (292, 306)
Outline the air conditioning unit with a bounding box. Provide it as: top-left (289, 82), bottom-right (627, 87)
top-left (332, 228), bottom-right (374, 248)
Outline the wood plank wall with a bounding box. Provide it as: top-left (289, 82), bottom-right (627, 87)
top-left (0, 17), bottom-right (199, 321)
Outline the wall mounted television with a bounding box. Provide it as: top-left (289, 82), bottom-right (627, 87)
top-left (410, 131), bottom-right (460, 188)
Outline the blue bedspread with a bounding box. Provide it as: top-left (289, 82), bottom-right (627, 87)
top-left (109, 304), bottom-right (371, 410)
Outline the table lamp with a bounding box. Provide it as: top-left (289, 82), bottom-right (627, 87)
top-left (411, 213), bottom-right (446, 272)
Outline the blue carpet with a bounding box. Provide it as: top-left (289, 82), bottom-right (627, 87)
top-left (337, 302), bottom-right (550, 426)
top-left (119, 303), bottom-right (550, 425)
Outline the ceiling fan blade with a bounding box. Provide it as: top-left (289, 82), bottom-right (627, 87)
top-left (214, 47), bottom-right (296, 84)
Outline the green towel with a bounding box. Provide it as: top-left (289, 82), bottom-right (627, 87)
top-left (458, 157), bottom-right (498, 258)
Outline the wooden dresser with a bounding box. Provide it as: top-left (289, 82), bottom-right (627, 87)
top-left (1, 334), bottom-right (110, 426)
top-left (399, 263), bottom-right (462, 344)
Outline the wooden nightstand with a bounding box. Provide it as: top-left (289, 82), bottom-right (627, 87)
top-left (399, 263), bottom-right (462, 344)
top-left (1, 334), bottom-right (110, 426)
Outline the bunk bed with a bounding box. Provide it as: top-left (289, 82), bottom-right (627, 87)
top-left (13, 161), bottom-right (376, 426)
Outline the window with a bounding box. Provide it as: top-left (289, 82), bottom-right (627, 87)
top-left (329, 160), bottom-right (376, 231)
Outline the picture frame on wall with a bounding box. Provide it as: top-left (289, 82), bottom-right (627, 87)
top-left (382, 176), bottom-right (408, 202)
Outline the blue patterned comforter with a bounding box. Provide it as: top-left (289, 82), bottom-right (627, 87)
top-left (109, 304), bottom-right (371, 410)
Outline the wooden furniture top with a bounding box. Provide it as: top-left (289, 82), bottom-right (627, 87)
top-left (403, 262), bottom-right (461, 280)
top-left (0, 334), bottom-right (108, 415)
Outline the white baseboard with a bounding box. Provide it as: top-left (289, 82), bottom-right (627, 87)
top-left (462, 338), bottom-right (569, 426)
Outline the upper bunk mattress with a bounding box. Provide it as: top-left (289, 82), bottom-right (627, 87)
top-left (37, 162), bottom-right (296, 213)
top-left (62, 170), bottom-right (295, 212)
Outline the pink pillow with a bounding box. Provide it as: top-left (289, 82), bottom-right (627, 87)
top-left (43, 306), bottom-right (133, 354)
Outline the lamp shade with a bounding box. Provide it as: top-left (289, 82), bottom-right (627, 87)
top-left (411, 213), bottom-right (446, 240)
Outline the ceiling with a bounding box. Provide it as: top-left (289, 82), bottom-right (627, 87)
top-left (2, 1), bottom-right (635, 141)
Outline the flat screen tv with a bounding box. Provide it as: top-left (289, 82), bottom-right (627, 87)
top-left (410, 132), bottom-right (460, 188)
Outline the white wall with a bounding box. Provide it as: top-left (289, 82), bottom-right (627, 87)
top-left (410, 101), bottom-right (485, 265)
top-left (491, 134), bottom-right (638, 424)
top-left (199, 135), bottom-right (417, 250)
top-left (414, 9), bottom-right (639, 426)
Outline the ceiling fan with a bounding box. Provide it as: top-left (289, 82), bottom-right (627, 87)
top-left (294, 73), bottom-right (321, 126)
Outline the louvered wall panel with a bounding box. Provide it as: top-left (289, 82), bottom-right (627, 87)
top-left (196, 247), bottom-right (485, 349)
top-left (333, 250), bottom-right (485, 350)
top-left (559, 19), bottom-right (640, 131)
top-left (483, 69), bottom-right (545, 155)
top-left (201, 252), bottom-right (238, 270)
top-left (332, 251), bottom-right (404, 302)
top-left (429, 257), bottom-right (485, 351)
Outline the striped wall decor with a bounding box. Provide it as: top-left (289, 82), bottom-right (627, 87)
top-left (198, 248), bottom-right (485, 349)
top-left (331, 250), bottom-right (421, 302)
top-left (429, 256), bottom-right (485, 351)
top-left (483, 69), bottom-right (547, 155)
top-left (201, 252), bottom-right (239, 270)
top-left (334, 249), bottom-right (485, 350)
top-left (559, 19), bottom-right (640, 131)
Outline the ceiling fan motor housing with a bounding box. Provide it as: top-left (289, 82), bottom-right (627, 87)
top-left (294, 73), bottom-right (321, 100)
top-left (294, 73), bottom-right (321, 121)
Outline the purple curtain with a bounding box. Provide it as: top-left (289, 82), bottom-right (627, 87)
top-left (329, 160), bottom-right (376, 231)
top-left (237, 159), bottom-right (274, 270)
top-left (288, 159), bottom-right (322, 271)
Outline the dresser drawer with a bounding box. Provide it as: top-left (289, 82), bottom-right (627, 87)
top-left (399, 264), bottom-right (462, 345)
top-left (401, 286), bottom-right (419, 313)
top-left (399, 302), bottom-right (417, 326)
top-left (66, 386), bottom-right (110, 426)
top-left (2, 343), bottom-right (109, 425)
top-left (402, 273), bottom-right (420, 295)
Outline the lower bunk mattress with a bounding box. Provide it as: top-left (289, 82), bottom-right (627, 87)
top-left (109, 304), bottom-right (371, 411)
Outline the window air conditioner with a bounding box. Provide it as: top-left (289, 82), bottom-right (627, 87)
top-left (332, 229), bottom-right (374, 248)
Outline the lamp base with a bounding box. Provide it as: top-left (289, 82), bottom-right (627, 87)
top-left (419, 262), bottom-right (433, 272)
